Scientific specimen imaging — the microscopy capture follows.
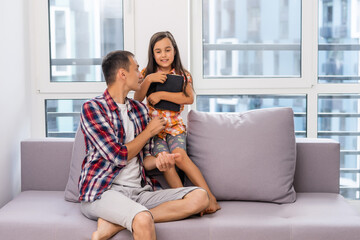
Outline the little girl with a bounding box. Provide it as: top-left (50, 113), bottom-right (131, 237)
top-left (134, 31), bottom-right (220, 214)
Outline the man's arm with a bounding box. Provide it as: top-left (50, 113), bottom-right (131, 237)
top-left (81, 101), bottom-right (165, 166)
top-left (143, 152), bottom-right (179, 171)
top-left (125, 116), bottom-right (165, 160)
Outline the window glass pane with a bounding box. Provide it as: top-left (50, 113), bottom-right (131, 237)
top-left (46, 99), bottom-right (88, 137)
top-left (49, 0), bottom-right (123, 82)
top-left (202, 0), bottom-right (301, 78)
top-left (318, 94), bottom-right (360, 199)
top-left (318, 0), bottom-right (360, 83)
top-left (196, 95), bottom-right (306, 137)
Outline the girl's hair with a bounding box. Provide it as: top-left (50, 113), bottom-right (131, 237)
top-left (145, 31), bottom-right (191, 96)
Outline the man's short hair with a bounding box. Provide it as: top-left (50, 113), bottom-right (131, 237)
top-left (102, 50), bottom-right (135, 86)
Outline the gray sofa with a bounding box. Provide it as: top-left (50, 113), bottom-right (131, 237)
top-left (1, 108), bottom-right (360, 240)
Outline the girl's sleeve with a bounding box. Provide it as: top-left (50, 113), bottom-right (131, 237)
top-left (185, 72), bottom-right (193, 84)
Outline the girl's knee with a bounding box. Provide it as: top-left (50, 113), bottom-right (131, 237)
top-left (171, 148), bottom-right (188, 166)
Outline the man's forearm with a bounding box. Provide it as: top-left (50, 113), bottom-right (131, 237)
top-left (125, 128), bottom-right (151, 160)
top-left (143, 155), bottom-right (157, 171)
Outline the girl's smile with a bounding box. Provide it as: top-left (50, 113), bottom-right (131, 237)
top-left (153, 37), bottom-right (175, 72)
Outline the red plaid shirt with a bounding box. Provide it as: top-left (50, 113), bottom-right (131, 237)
top-left (79, 90), bottom-right (159, 202)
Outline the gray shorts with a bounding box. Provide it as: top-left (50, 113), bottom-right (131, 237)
top-left (81, 184), bottom-right (199, 232)
top-left (153, 133), bottom-right (187, 156)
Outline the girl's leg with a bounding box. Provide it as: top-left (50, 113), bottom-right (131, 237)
top-left (153, 135), bottom-right (183, 188)
top-left (171, 148), bottom-right (221, 214)
top-left (162, 160), bottom-right (183, 188)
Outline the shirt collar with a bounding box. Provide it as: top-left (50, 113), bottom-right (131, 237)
top-left (157, 68), bottom-right (176, 74)
top-left (104, 89), bottom-right (133, 112)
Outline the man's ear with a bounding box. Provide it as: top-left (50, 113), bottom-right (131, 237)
top-left (117, 68), bottom-right (127, 80)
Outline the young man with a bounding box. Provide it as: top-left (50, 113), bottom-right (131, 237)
top-left (79, 50), bottom-right (209, 240)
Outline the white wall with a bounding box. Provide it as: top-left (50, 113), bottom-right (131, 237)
top-left (134, 0), bottom-right (190, 70)
top-left (0, 0), bottom-right (31, 208)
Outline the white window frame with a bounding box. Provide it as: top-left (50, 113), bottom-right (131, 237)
top-left (29, 0), bottom-right (135, 137)
top-left (190, 0), bottom-right (360, 139)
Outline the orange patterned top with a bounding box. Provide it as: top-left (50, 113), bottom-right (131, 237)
top-left (141, 68), bottom-right (192, 139)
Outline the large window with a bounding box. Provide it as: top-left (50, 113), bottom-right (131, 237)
top-left (31, 0), bottom-right (360, 199)
top-left (31, 0), bottom-right (133, 137)
top-left (193, 0), bottom-right (360, 200)
top-left (49, 0), bottom-right (124, 82)
top-left (202, 0), bottom-right (301, 78)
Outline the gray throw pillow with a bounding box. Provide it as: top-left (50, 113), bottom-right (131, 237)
top-left (186, 108), bottom-right (297, 203)
top-left (64, 125), bottom-right (86, 202)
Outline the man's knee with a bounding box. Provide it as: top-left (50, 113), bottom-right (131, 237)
top-left (185, 189), bottom-right (210, 213)
top-left (132, 211), bottom-right (154, 233)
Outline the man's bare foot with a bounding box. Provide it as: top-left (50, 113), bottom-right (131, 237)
top-left (91, 218), bottom-right (125, 240)
top-left (204, 195), bottom-right (221, 214)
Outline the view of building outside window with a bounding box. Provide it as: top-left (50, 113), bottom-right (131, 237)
top-left (46, 0), bottom-right (124, 137)
top-left (46, 99), bottom-right (88, 137)
top-left (317, 0), bottom-right (360, 199)
top-left (49, 0), bottom-right (123, 82)
top-left (202, 0), bottom-right (301, 78)
top-left (196, 95), bottom-right (307, 138)
top-left (318, 95), bottom-right (360, 199)
top-left (318, 0), bottom-right (360, 83)
top-left (200, 0), bottom-right (305, 137)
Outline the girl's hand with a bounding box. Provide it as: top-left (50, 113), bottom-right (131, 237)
top-left (148, 92), bottom-right (162, 105)
top-left (146, 72), bottom-right (168, 84)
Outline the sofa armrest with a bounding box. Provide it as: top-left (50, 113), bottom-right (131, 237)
top-left (294, 138), bottom-right (340, 193)
top-left (21, 138), bottom-right (74, 191)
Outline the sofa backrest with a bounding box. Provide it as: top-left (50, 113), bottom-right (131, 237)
top-left (21, 137), bottom-right (340, 194)
top-left (21, 138), bottom-right (73, 191)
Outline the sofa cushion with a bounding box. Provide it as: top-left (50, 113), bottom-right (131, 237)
top-left (64, 126), bottom-right (86, 202)
top-left (186, 108), bottom-right (297, 203)
top-left (1, 192), bottom-right (360, 240)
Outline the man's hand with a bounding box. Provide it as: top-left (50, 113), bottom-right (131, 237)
top-left (145, 116), bottom-right (166, 137)
top-left (156, 152), bottom-right (179, 172)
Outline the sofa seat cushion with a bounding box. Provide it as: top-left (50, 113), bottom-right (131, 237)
top-left (1, 191), bottom-right (360, 240)
top-left (209, 193), bottom-right (360, 240)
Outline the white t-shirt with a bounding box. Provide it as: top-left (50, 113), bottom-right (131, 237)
top-left (112, 103), bottom-right (142, 187)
